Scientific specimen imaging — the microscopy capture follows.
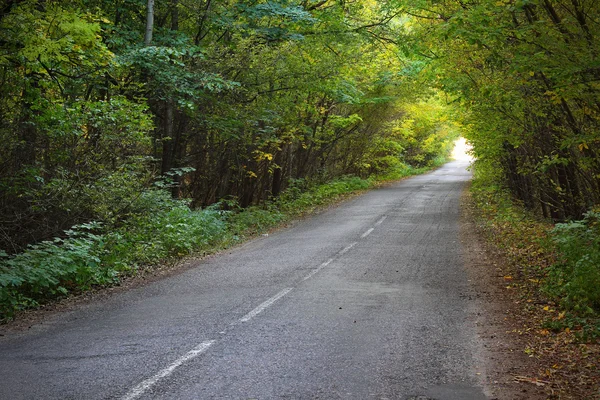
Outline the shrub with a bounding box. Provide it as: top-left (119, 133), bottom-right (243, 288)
top-left (282, 176), bottom-right (371, 211)
top-left (0, 190), bottom-right (228, 321)
top-left (0, 223), bottom-right (110, 319)
top-left (545, 211), bottom-right (600, 317)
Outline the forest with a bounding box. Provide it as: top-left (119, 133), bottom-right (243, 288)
top-left (1, 0), bottom-right (599, 344)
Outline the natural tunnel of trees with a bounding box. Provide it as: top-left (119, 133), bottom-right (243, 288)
top-left (1, 0), bottom-right (599, 252)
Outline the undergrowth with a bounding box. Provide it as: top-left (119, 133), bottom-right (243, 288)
top-left (545, 210), bottom-right (600, 341)
top-left (470, 165), bottom-right (600, 341)
top-left (0, 165), bottom-right (436, 322)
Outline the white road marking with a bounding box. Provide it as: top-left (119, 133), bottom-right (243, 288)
top-left (240, 288), bottom-right (293, 322)
top-left (338, 242), bottom-right (357, 255)
top-left (375, 216), bottom-right (387, 226)
top-left (121, 340), bottom-right (215, 400)
top-left (361, 228), bottom-right (374, 238)
top-left (303, 258), bottom-right (334, 281)
top-left (302, 269), bottom-right (320, 281)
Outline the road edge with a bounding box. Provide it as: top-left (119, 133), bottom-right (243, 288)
top-left (460, 183), bottom-right (547, 400)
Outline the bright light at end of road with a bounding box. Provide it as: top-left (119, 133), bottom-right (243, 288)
top-left (452, 137), bottom-right (474, 162)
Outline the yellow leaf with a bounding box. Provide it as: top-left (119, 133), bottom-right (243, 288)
top-left (543, 306), bottom-right (550, 311)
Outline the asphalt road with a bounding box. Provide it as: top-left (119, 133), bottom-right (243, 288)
top-left (0, 160), bottom-right (488, 400)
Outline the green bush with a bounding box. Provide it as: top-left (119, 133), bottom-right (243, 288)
top-left (282, 175), bottom-right (371, 211)
top-left (375, 163), bottom-right (424, 182)
top-left (0, 223), bottom-right (110, 319)
top-left (545, 211), bottom-right (600, 317)
top-left (0, 190), bottom-right (227, 321)
top-left (227, 206), bottom-right (285, 237)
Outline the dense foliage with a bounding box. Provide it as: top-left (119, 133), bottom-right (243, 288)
top-left (0, 0), bottom-right (456, 253)
top-left (547, 210), bottom-right (600, 325)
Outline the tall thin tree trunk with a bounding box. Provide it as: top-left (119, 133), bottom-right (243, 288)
top-left (271, 151), bottom-right (283, 198)
top-left (161, 102), bottom-right (175, 175)
top-left (144, 0), bottom-right (154, 46)
top-left (171, 0), bottom-right (179, 30)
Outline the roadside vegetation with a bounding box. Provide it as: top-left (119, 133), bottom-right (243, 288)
top-left (469, 169), bottom-right (600, 397)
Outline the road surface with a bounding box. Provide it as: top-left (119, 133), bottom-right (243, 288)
top-left (0, 160), bottom-right (488, 400)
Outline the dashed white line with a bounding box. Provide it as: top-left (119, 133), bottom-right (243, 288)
top-left (303, 258), bottom-right (334, 281)
top-left (338, 241), bottom-right (357, 255)
top-left (322, 258), bottom-right (334, 267)
top-left (302, 269), bottom-right (320, 281)
top-left (121, 340), bottom-right (215, 400)
top-left (375, 216), bottom-right (387, 226)
top-left (240, 288), bottom-right (293, 322)
top-left (361, 228), bottom-right (374, 238)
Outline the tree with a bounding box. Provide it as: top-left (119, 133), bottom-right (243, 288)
top-left (144, 0), bottom-right (154, 46)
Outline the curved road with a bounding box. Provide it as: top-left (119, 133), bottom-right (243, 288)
top-left (0, 160), bottom-right (488, 400)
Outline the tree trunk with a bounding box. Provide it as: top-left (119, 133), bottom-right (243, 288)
top-left (144, 0), bottom-right (154, 46)
top-left (171, 0), bottom-right (179, 30)
top-left (271, 150), bottom-right (283, 198)
top-left (161, 101), bottom-right (175, 175)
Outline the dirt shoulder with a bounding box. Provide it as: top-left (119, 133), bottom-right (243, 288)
top-left (461, 185), bottom-right (599, 400)
top-left (461, 187), bottom-right (547, 399)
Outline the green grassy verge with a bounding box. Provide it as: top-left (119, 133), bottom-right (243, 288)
top-left (0, 162), bottom-right (440, 322)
